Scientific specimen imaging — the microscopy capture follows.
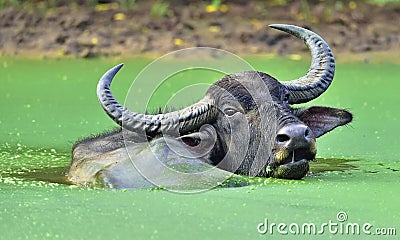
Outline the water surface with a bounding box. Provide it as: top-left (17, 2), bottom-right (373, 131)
top-left (0, 57), bottom-right (399, 239)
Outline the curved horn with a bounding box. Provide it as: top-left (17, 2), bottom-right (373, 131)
top-left (269, 24), bottom-right (335, 104)
top-left (97, 64), bottom-right (216, 135)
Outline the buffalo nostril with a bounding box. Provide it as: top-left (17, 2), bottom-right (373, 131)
top-left (276, 134), bottom-right (290, 143)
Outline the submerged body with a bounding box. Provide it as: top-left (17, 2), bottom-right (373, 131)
top-left (68, 24), bottom-right (352, 189)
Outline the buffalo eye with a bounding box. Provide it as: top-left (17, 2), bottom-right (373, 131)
top-left (283, 93), bottom-right (290, 104)
top-left (223, 107), bottom-right (238, 116)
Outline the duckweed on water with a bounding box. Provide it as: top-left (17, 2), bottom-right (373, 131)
top-left (0, 58), bottom-right (399, 239)
top-left (0, 144), bottom-right (69, 171)
top-left (0, 144), bottom-right (70, 187)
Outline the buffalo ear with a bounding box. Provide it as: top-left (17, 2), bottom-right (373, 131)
top-left (294, 106), bottom-right (352, 138)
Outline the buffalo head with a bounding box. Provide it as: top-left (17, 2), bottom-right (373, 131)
top-left (70, 24), bottom-right (352, 188)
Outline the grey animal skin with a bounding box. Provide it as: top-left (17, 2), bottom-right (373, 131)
top-left (68, 24), bottom-right (352, 189)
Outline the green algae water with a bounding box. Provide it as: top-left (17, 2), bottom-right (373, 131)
top-left (0, 57), bottom-right (399, 239)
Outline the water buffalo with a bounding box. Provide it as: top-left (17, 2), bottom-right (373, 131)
top-left (68, 24), bottom-right (352, 190)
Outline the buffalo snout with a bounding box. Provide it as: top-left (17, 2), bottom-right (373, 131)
top-left (272, 124), bottom-right (317, 179)
top-left (275, 124), bottom-right (313, 151)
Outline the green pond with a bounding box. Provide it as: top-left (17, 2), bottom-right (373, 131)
top-left (0, 56), bottom-right (399, 239)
